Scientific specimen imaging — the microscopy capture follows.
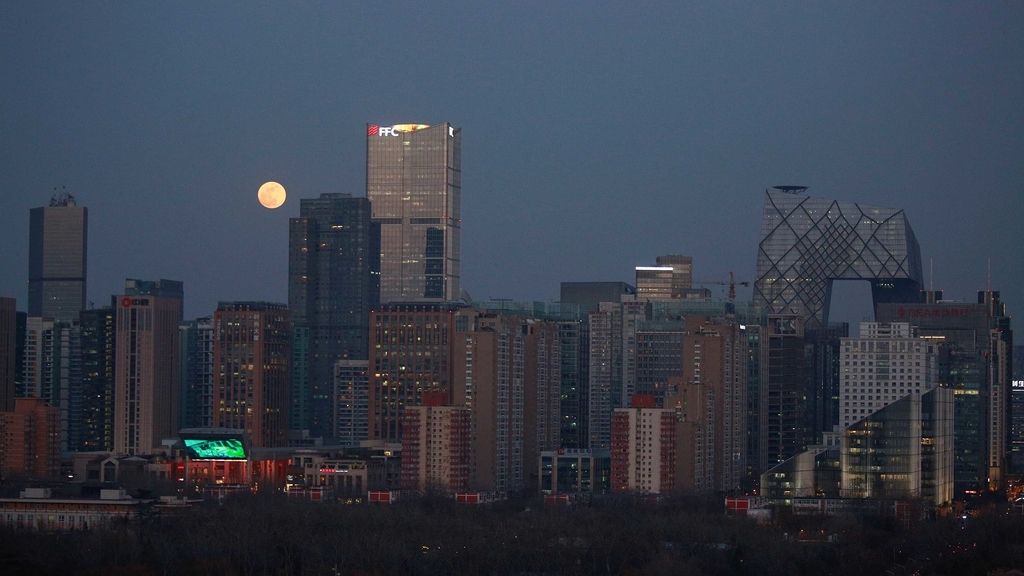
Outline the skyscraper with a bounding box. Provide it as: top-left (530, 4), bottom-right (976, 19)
top-left (77, 305), bottom-right (116, 451)
top-left (367, 122), bottom-right (461, 302)
top-left (0, 298), bottom-right (15, 412)
top-left (29, 192), bottom-right (87, 323)
top-left (213, 302), bottom-right (290, 448)
top-left (178, 317), bottom-right (213, 429)
top-left (113, 279), bottom-right (183, 455)
top-left (289, 193), bottom-right (379, 439)
top-left (754, 187), bottom-right (922, 329)
top-left (877, 293), bottom-right (1013, 494)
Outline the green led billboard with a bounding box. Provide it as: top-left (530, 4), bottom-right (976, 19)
top-left (183, 437), bottom-right (247, 460)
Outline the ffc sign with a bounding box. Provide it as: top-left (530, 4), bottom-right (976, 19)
top-left (367, 123), bottom-right (451, 137)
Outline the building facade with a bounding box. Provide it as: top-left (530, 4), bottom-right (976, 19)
top-left (77, 305), bottom-right (117, 451)
top-left (367, 122), bottom-right (461, 302)
top-left (178, 317), bottom-right (214, 430)
top-left (840, 322), bottom-right (937, 429)
top-left (288, 193), bottom-right (380, 439)
top-left (29, 192), bottom-right (87, 323)
top-left (113, 279), bottom-right (183, 455)
top-left (368, 303), bottom-right (469, 442)
top-left (610, 395), bottom-right (676, 494)
top-left (0, 297), bottom-right (15, 412)
top-left (877, 293), bottom-right (1013, 493)
top-left (753, 187), bottom-right (922, 329)
top-left (333, 359), bottom-right (369, 446)
top-left (0, 398), bottom-right (60, 481)
top-left (400, 392), bottom-right (470, 494)
top-left (213, 302), bottom-right (290, 448)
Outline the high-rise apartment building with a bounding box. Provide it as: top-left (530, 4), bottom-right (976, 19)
top-left (588, 300), bottom-right (648, 450)
top-left (0, 398), bottom-right (60, 481)
top-left (0, 298), bottom-right (15, 412)
top-left (452, 313), bottom-right (561, 495)
top-left (333, 359), bottom-right (369, 446)
top-left (178, 317), bottom-right (213, 430)
top-left (289, 193), bottom-right (380, 440)
top-left (113, 279), bottom-right (183, 455)
top-left (400, 391), bottom-right (471, 494)
top-left (77, 305), bottom-right (116, 451)
top-left (367, 122), bottom-right (461, 302)
top-left (754, 187), bottom-right (922, 329)
top-left (29, 192), bottom-right (87, 323)
top-left (680, 319), bottom-right (747, 492)
top-left (611, 395), bottom-right (676, 494)
top-left (22, 316), bottom-right (78, 452)
top-left (213, 302), bottom-right (290, 448)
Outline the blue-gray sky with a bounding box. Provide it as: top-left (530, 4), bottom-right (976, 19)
top-left (2, 2), bottom-right (1021, 323)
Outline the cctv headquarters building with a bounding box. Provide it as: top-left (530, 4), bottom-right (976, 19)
top-left (366, 123), bottom-right (462, 303)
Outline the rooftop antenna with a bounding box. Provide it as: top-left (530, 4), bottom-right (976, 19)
top-left (49, 185), bottom-right (76, 207)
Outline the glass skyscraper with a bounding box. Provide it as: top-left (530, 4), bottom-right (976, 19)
top-left (754, 187), bottom-right (922, 329)
top-left (367, 122), bottom-right (461, 302)
top-left (29, 192), bottom-right (87, 323)
top-left (289, 193), bottom-right (380, 439)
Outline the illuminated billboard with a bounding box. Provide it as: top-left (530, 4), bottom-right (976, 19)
top-left (183, 437), bottom-right (247, 460)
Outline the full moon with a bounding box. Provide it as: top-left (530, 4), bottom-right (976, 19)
top-left (257, 181), bottom-right (287, 209)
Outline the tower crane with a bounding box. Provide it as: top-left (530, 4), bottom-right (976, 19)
top-left (694, 272), bottom-right (750, 303)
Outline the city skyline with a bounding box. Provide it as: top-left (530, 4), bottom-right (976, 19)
top-left (0, 4), bottom-right (1020, 323)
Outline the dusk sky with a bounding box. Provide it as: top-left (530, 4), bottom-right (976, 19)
top-left (2, 3), bottom-right (1021, 323)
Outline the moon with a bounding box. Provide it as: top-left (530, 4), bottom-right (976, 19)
top-left (257, 181), bottom-right (286, 209)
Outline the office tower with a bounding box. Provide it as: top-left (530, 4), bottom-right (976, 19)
top-left (635, 255), bottom-right (699, 302)
top-left (334, 359), bottom-right (369, 446)
top-left (28, 192), bottom-right (88, 323)
top-left (289, 193), bottom-right (380, 439)
top-left (451, 312), bottom-right (561, 496)
top-left (588, 300), bottom-right (648, 450)
top-left (368, 303), bottom-right (470, 442)
top-left (0, 398), bottom-right (60, 481)
top-left (367, 122), bottom-right (461, 302)
top-left (743, 323), bottom-right (767, 489)
top-left (610, 395), bottom-right (676, 494)
top-left (213, 302), bottom-right (290, 448)
top-left (841, 387), bottom-right (953, 503)
top-left (400, 391), bottom-right (471, 494)
top-left (839, 322), bottom-right (937, 429)
top-left (559, 282), bottom-right (635, 315)
top-left (761, 315), bottom-right (809, 470)
top-left (753, 187), bottom-right (922, 329)
top-left (178, 317), bottom-right (213, 429)
top-left (0, 298), bottom-right (15, 412)
top-left (113, 279), bottom-right (183, 455)
top-left (805, 323), bottom-right (848, 441)
top-left (77, 306), bottom-right (116, 451)
top-left (877, 293), bottom-right (1013, 493)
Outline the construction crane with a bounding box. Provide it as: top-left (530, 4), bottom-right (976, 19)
top-left (694, 272), bottom-right (750, 303)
